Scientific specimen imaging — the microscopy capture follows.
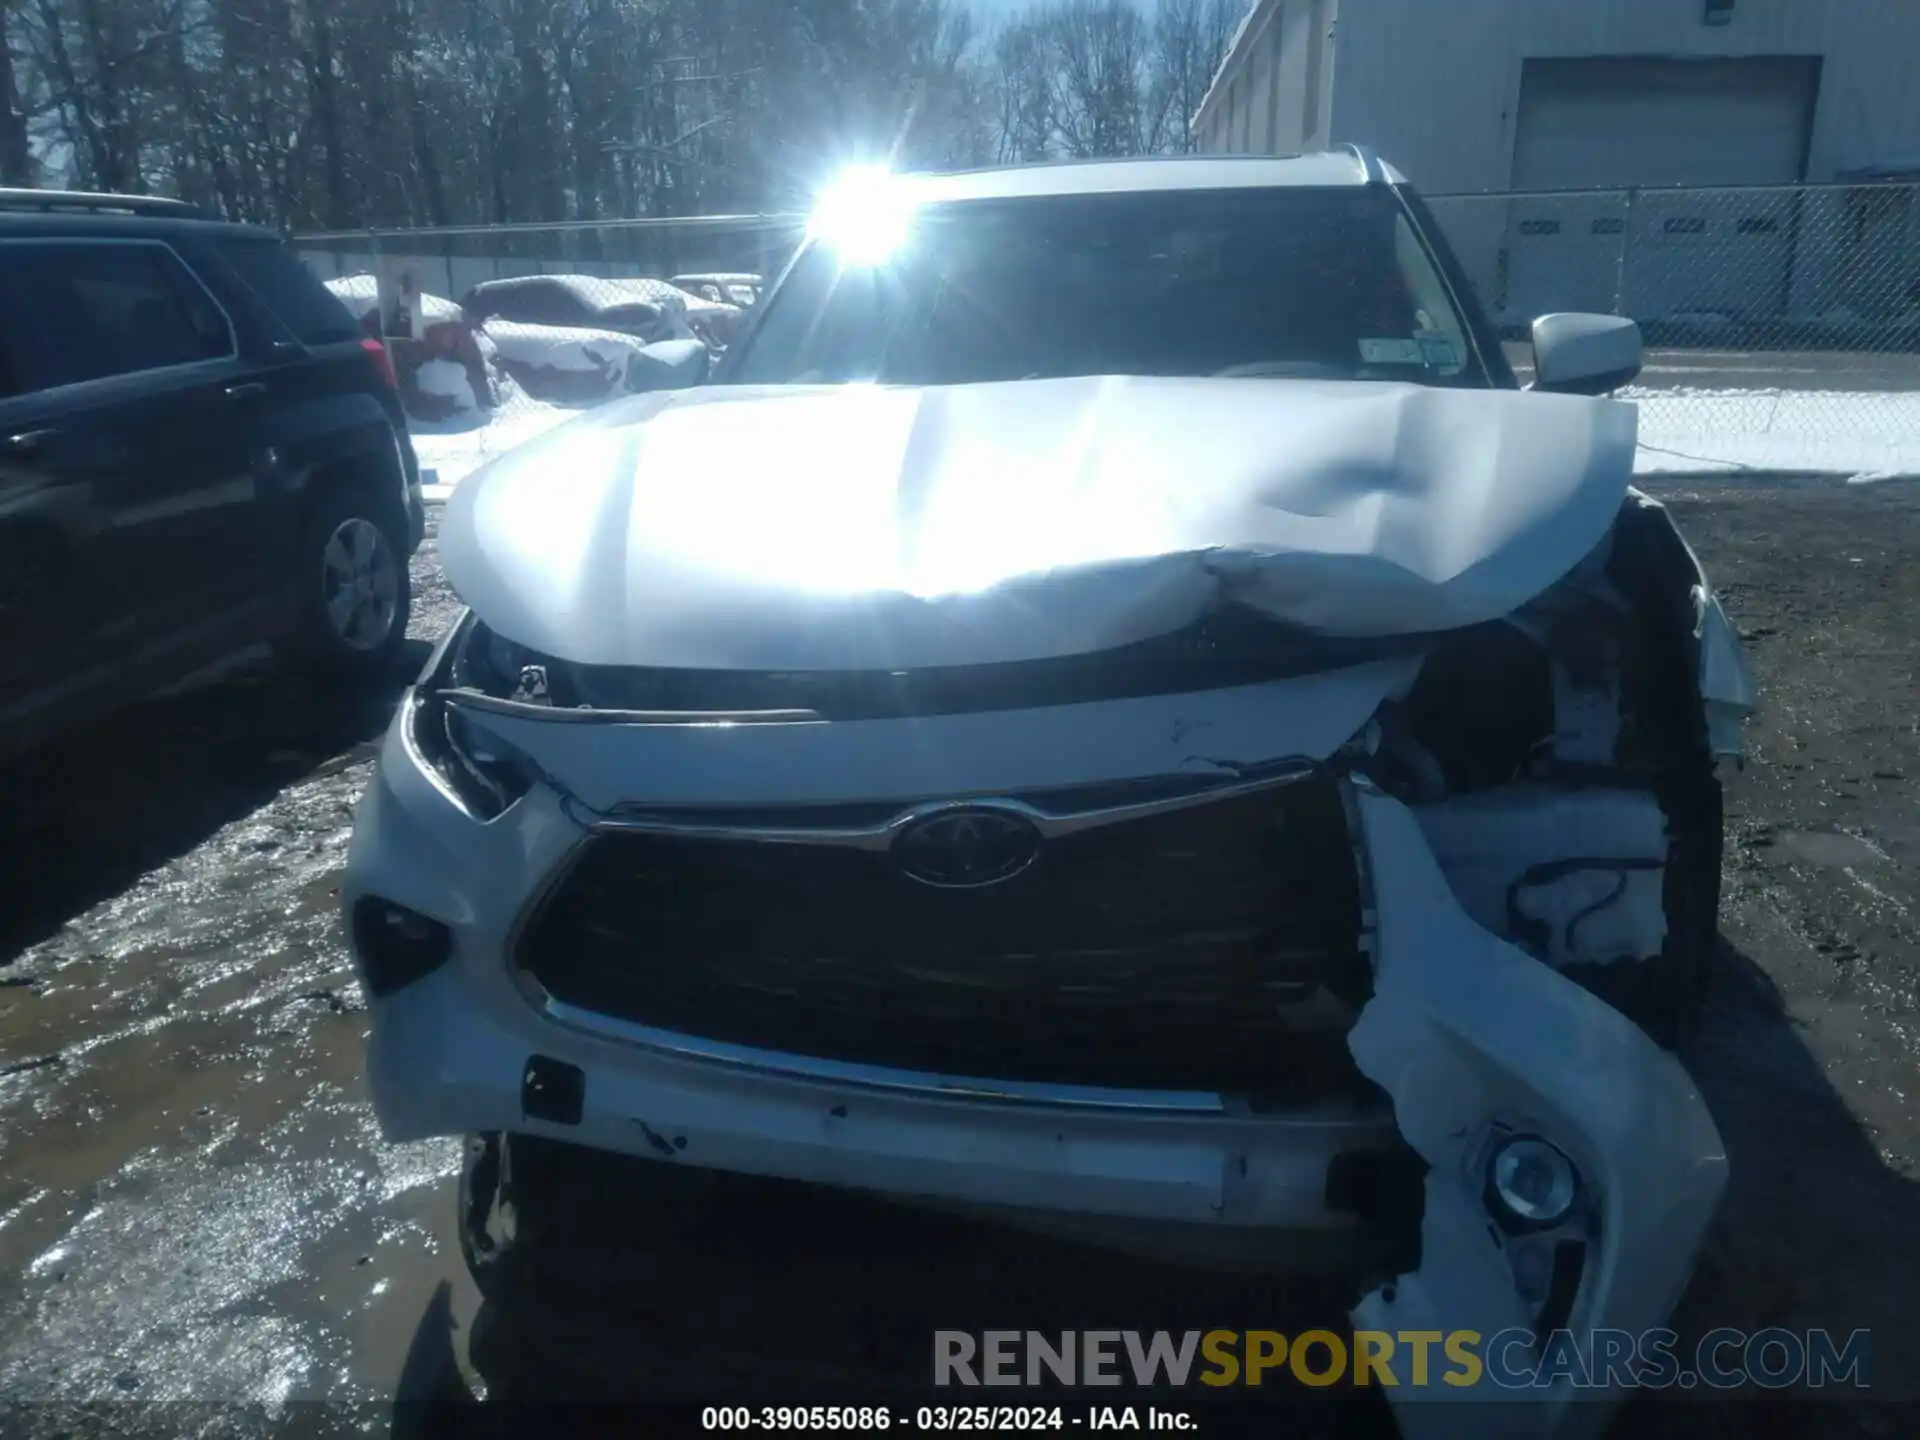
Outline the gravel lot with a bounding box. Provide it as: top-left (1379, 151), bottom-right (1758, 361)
top-left (2, 480), bottom-right (1917, 1436)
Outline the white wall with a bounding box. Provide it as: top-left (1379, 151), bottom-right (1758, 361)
top-left (1327, 0), bottom-right (1920, 193)
top-left (1195, 0), bottom-right (1337, 156)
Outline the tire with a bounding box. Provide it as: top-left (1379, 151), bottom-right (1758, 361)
top-left (286, 481), bottom-right (411, 681)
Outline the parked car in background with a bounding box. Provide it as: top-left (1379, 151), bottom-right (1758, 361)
top-left (670, 271), bottom-right (763, 308)
top-left (346, 150), bottom-right (1754, 1438)
top-left (476, 319), bottom-right (697, 405)
top-left (460, 274), bottom-right (689, 344)
top-left (461, 273), bottom-right (742, 354)
top-left (0, 188), bottom-right (423, 758)
top-left (605, 276), bottom-right (744, 350)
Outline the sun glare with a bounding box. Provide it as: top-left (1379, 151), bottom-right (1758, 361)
top-left (808, 164), bottom-right (919, 267)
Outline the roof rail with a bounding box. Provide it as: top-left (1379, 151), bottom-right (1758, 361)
top-left (0, 187), bottom-right (207, 218)
top-left (1339, 144), bottom-right (1388, 185)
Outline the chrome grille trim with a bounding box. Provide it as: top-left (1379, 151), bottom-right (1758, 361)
top-left (569, 760), bottom-right (1321, 850)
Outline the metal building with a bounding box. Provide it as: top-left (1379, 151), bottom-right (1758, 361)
top-left (1192, 0), bottom-right (1920, 325)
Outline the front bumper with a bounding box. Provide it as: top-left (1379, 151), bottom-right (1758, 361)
top-left (344, 689), bottom-right (1726, 1433)
top-left (346, 715), bottom-right (1399, 1258)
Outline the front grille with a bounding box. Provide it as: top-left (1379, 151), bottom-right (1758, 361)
top-left (516, 778), bottom-right (1370, 1094)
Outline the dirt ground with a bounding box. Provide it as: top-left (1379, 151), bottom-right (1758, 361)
top-left (2, 478), bottom-right (1918, 1437)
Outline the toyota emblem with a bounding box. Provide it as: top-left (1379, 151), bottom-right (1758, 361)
top-left (891, 807), bottom-right (1041, 888)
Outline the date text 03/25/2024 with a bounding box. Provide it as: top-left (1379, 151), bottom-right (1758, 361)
top-left (701, 1406), bottom-right (1193, 1431)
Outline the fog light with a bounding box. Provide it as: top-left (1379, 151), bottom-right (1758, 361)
top-left (1488, 1136), bottom-right (1579, 1226)
top-left (350, 897), bottom-right (453, 998)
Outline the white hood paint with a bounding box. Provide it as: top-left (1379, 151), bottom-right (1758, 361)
top-left (440, 376), bottom-right (1638, 671)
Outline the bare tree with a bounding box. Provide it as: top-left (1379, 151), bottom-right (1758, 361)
top-left (0, 2), bottom-right (35, 183)
top-left (990, 17), bottom-right (1051, 164)
top-left (1151, 0), bottom-right (1241, 153)
top-left (1045, 0), bottom-right (1149, 160)
top-left (0, 0), bottom-right (1229, 228)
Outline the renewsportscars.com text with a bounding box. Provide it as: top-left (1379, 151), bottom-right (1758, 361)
top-left (933, 1328), bottom-right (1871, 1391)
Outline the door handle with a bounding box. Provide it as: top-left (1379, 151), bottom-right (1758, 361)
top-left (224, 381), bottom-right (269, 401)
top-left (2, 428), bottom-right (57, 455)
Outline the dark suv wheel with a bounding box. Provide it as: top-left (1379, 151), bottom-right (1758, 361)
top-left (288, 483), bottom-right (411, 678)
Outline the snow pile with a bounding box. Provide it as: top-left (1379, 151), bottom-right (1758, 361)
top-left (1631, 387), bottom-right (1920, 480)
top-left (480, 318), bottom-right (648, 374)
top-left (323, 273), bottom-right (464, 326)
top-left (415, 358), bottom-right (479, 413)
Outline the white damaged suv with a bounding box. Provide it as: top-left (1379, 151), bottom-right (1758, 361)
top-left (345, 150), bottom-right (1754, 1433)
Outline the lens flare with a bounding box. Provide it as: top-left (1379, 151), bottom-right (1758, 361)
top-left (808, 165), bottom-right (919, 267)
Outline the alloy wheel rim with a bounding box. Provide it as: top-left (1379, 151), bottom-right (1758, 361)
top-left (321, 517), bottom-right (400, 652)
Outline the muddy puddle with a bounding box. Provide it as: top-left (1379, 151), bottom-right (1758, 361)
top-left (0, 545), bottom-right (467, 1418)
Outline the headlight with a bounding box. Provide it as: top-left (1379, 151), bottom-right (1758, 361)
top-left (407, 690), bottom-right (537, 820)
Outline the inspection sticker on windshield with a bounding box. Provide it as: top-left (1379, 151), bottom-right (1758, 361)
top-left (1360, 338), bottom-right (1424, 365)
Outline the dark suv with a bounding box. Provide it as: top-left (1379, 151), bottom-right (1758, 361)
top-left (0, 189), bottom-right (425, 756)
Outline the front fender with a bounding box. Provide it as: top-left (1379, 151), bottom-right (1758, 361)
top-left (1623, 487), bottom-right (1756, 760)
top-left (1348, 786), bottom-right (1727, 1438)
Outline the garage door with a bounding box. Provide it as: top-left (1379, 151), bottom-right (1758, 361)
top-left (1503, 57), bottom-right (1819, 323)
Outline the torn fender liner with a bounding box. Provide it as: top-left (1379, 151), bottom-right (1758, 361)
top-left (440, 375), bottom-right (1637, 670)
top-left (1346, 787), bottom-right (1726, 1439)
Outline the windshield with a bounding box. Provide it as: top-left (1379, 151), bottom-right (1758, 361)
top-left (728, 186), bottom-right (1490, 388)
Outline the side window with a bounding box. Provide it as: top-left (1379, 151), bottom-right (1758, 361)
top-left (214, 237), bottom-right (361, 345)
top-left (0, 242), bottom-right (234, 393)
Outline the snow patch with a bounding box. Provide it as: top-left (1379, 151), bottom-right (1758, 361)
top-left (414, 358), bottom-right (478, 413)
top-left (1631, 387), bottom-right (1920, 477)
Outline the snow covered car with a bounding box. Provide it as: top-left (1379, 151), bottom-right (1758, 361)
top-left (345, 151), bottom-right (1753, 1434)
top-left (461, 273), bottom-right (687, 341)
top-left (474, 318), bottom-right (685, 404)
top-left (671, 271), bottom-right (763, 307)
top-left (462, 273), bottom-right (741, 353)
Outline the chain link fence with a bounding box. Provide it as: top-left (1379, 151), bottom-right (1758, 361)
top-left (297, 181), bottom-right (1920, 489)
top-left (1424, 180), bottom-right (1920, 477)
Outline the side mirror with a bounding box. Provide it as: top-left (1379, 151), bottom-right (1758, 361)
top-left (626, 338), bottom-right (711, 394)
top-left (1530, 313), bottom-right (1643, 396)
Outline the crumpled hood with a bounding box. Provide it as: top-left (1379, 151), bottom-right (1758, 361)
top-left (440, 375), bottom-right (1637, 670)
